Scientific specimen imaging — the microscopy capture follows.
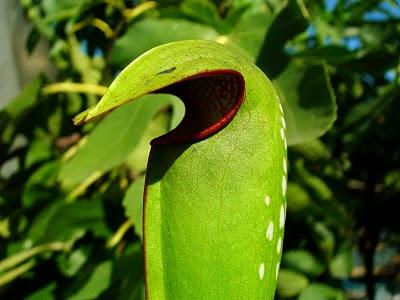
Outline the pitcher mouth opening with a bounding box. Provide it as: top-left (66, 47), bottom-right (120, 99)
top-left (151, 69), bottom-right (245, 146)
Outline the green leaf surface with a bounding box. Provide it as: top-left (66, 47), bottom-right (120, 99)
top-left (59, 94), bottom-right (173, 190)
top-left (74, 40), bottom-right (287, 299)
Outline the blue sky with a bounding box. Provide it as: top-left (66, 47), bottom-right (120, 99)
top-left (324, 0), bottom-right (400, 21)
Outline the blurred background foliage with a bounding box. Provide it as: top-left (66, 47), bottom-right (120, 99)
top-left (0, 0), bottom-right (399, 299)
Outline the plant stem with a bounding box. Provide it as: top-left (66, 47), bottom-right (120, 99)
top-left (42, 83), bottom-right (107, 96)
top-left (0, 242), bottom-right (66, 274)
top-left (106, 219), bottom-right (133, 248)
top-left (0, 260), bottom-right (36, 287)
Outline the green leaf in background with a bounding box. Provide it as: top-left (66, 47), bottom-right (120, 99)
top-left (25, 283), bottom-right (56, 300)
top-left (180, 0), bottom-right (273, 60)
top-left (290, 138), bottom-right (331, 161)
top-left (282, 249), bottom-right (325, 278)
top-left (24, 129), bottom-right (53, 168)
top-left (180, 0), bottom-right (224, 32)
top-left (59, 94), bottom-right (173, 190)
top-left (0, 76), bottom-right (43, 146)
top-left (272, 62), bottom-right (336, 145)
top-left (35, 199), bottom-right (111, 243)
top-left (109, 18), bottom-right (218, 68)
top-left (57, 245), bottom-right (92, 277)
top-left (123, 176), bottom-right (145, 241)
top-left (342, 85), bottom-right (398, 149)
top-left (67, 260), bottom-right (112, 300)
top-left (42, 0), bottom-right (97, 22)
top-left (126, 112), bottom-right (171, 174)
top-left (293, 46), bottom-right (356, 64)
top-left (286, 182), bottom-right (311, 215)
top-left (276, 268), bottom-right (309, 298)
top-left (223, 2), bottom-right (272, 60)
top-left (298, 283), bottom-right (345, 300)
top-left (110, 1), bottom-right (272, 69)
top-left (257, 0), bottom-right (308, 78)
top-left (294, 159), bottom-right (350, 227)
top-left (22, 160), bottom-right (60, 208)
top-left (169, 96), bottom-right (185, 130)
top-left (329, 243), bottom-right (352, 279)
top-left (59, 243), bottom-right (144, 300)
top-left (26, 201), bottom-right (64, 245)
top-left (311, 222), bottom-right (335, 262)
top-left (98, 243), bottom-right (145, 300)
top-left (257, 0), bottom-right (337, 145)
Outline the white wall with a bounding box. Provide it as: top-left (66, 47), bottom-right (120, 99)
top-left (0, 0), bottom-right (56, 109)
top-left (0, 0), bottom-right (21, 108)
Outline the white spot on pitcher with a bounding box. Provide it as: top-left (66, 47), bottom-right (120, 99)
top-left (282, 176), bottom-right (287, 197)
top-left (279, 205), bottom-right (285, 229)
top-left (266, 221), bottom-right (274, 241)
top-left (283, 158), bottom-right (287, 174)
top-left (259, 263), bottom-right (265, 279)
top-left (277, 237), bottom-right (282, 254)
top-left (280, 128), bottom-right (285, 141)
top-left (278, 103), bottom-right (283, 113)
top-left (265, 195), bottom-right (271, 206)
top-left (276, 262), bottom-right (280, 280)
top-left (281, 115), bottom-right (286, 129)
